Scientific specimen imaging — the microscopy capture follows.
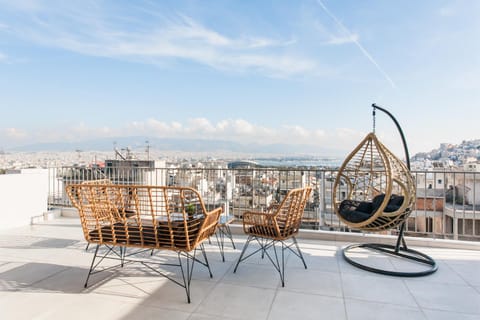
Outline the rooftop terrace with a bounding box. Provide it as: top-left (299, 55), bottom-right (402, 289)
top-left (1, 217), bottom-right (480, 319)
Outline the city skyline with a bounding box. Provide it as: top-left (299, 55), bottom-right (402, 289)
top-left (0, 1), bottom-right (479, 156)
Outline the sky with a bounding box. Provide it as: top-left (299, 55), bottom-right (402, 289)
top-left (0, 0), bottom-right (479, 157)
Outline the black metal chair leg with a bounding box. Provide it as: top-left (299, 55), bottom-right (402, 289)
top-left (215, 223), bottom-right (236, 262)
top-left (120, 246), bottom-right (126, 267)
top-left (271, 241), bottom-right (285, 287)
top-left (261, 238), bottom-right (267, 259)
top-left (178, 251), bottom-right (196, 304)
top-left (292, 237), bottom-right (307, 269)
top-left (234, 235), bottom-right (253, 273)
top-left (214, 232), bottom-right (225, 262)
top-left (223, 224), bottom-right (236, 249)
top-left (200, 243), bottom-right (213, 278)
top-left (84, 244), bottom-right (99, 288)
top-left (281, 242), bottom-right (285, 287)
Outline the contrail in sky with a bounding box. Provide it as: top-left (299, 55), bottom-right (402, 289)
top-left (317, 0), bottom-right (397, 89)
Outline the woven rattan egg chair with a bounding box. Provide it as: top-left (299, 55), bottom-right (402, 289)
top-left (332, 104), bottom-right (437, 277)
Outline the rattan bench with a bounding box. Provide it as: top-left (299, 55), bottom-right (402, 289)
top-left (67, 182), bottom-right (222, 303)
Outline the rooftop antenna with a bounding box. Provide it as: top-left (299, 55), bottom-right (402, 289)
top-left (145, 140), bottom-right (150, 160)
top-left (113, 141), bottom-right (126, 160)
top-left (75, 149), bottom-right (82, 163)
top-left (121, 147), bottom-right (133, 160)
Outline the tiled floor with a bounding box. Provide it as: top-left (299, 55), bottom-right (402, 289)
top-left (0, 218), bottom-right (480, 319)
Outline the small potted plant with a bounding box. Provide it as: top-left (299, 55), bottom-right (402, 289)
top-left (185, 203), bottom-right (196, 219)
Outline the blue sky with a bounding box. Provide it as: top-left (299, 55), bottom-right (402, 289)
top-left (0, 0), bottom-right (479, 156)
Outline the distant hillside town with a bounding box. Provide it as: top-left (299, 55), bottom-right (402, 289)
top-left (411, 139), bottom-right (480, 170)
top-left (1, 138), bottom-right (480, 172)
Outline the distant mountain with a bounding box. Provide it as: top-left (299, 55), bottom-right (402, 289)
top-left (9, 136), bottom-right (347, 157)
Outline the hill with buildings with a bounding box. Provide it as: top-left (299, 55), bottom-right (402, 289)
top-left (412, 139), bottom-right (480, 167)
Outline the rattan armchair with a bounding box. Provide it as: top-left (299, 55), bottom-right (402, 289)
top-left (233, 187), bottom-right (312, 286)
top-left (67, 182), bottom-right (222, 303)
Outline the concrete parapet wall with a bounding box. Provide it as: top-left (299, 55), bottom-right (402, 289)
top-left (0, 169), bottom-right (49, 229)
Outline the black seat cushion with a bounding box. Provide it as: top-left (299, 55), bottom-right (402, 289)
top-left (371, 194), bottom-right (386, 212)
top-left (88, 218), bottom-right (204, 249)
top-left (339, 194), bottom-right (405, 223)
top-left (338, 200), bottom-right (374, 223)
top-left (384, 194), bottom-right (404, 212)
top-left (88, 222), bottom-right (158, 246)
top-left (157, 218), bottom-right (203, 249)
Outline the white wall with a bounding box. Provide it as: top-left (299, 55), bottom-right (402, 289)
top-left (0, 169), bottom-right (49, 229)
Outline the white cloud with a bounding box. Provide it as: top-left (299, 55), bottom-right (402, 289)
top-left (116, 118), bottom-right (365, 152)
top-left (144, 119), bottom-right (170, 133)
top-left (283, 125), bottom-right (310, 138)
top-left (2, 3), bottom-right (317, 78)
top-left (314, 129), bottom-right (326, 137)
top-left (216, 120), bottom-right (230, 131)
top-left (3, 127), bottom-right (28, 139)
top-left (231, 119), bottom-right (256, 135)
top-left (0, 118), bottom-right (370, 154)
top-left (171, 121), bottom-right (183, 131)
top-left (172, 15), bottom-right (232, 47)
top-left (187, 118), bottom-right (216, 133)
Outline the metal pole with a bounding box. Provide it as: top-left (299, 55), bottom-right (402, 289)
top-left (371, 103), bottom-right (411, 170)
top-left (372, 103), bottom-right (410, 251)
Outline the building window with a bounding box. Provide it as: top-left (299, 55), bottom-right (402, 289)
top-left (426, 217), bottom-right (433, 233)
top-left (407, 217), bottom-right (416, 231)
top-left (437, 179), bottom-right (442, 185)
top-left (445, 216), bottom-right (453, 234)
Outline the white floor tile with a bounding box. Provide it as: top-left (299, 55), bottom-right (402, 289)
top-left (195, 282), bottom-right (276, 320)
top-left (345, 298), bottom-right (425, 320)
top-left (406, 281), bottom-right (480, 314)
top-left (341, 273), bottom-right (418, 307)
top-left (423, 308), bottom-right (480, 320)
top-left (268, 290), bottom-right (346, 320)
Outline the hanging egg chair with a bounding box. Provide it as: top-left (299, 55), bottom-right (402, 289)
top-left (332, 104), bottom-right (437, 277)
top-left (333, 132), bottom-right (416, 231)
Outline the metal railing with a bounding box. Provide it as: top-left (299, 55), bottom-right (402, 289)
top-left (47, 166), bottom-right (480, 242)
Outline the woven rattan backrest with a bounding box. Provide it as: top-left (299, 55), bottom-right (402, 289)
top-left (275, 187), bottom-right (312, 238)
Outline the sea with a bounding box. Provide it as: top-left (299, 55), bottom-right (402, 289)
top-left (253, 157), bottom-right (342, 168)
